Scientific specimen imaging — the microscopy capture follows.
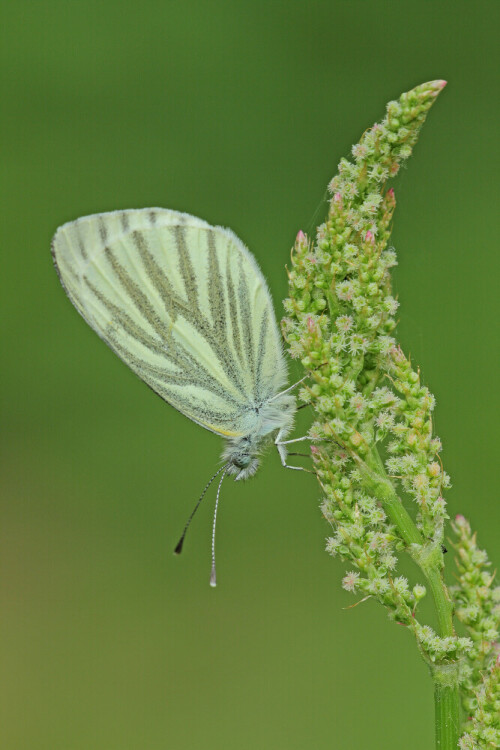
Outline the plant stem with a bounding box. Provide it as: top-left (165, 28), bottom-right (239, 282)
top-left (432, 663), bottom-right (461, 749)
top-left (423, 566), bottom-right (454, 639)
top-left (366, 448), bottom-right (455, 635)
top-left (369, 464), bottom-right (423, 547)
top-left (362, 449), bottom-right (461, 748)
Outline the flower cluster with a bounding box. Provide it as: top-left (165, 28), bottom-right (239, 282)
top-left (413, 622), bottom-right (472, 664)
top-left (283, 78), bottom-right (499, 748)
top-left (450, 516), bottom-right (500, 747)
top-left (458, 658), bottom-right (499, 749)
top-left (283, 82), bottom-right (450, 654)
top-left (383, 346), bottom-right (451, 542)
top-left (283, 83), bottom-right (449, 521)
top-left (323, 481), bottom-right (412, 623)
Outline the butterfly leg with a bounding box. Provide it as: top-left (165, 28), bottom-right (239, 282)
top-left (276, 435), bottom-right (313, 446)
top-left (278, 454), bottom-right (312, 472)
top-left (275, 431), bottom-right (314, 472)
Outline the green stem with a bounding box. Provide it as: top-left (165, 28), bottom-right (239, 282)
top-left (423, 566), bottom-right (454, 639)
top-left (372, 468), bottom-right (423, 547)
top-left (366, 448), bottom-right (455, 636)
top-left (432, 663), bottom-right (461, 750)
top-left (360, 450), bottom-right (461, 748)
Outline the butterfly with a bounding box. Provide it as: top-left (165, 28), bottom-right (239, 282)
top-left (52, 208), bottom-right (308, 584)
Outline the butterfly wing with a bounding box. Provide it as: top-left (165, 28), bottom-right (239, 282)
top-left (52, 208), bottom-right (288, 437)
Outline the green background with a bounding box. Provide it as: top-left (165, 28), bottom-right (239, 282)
top-left (1, 2), bottom-right (498, 748)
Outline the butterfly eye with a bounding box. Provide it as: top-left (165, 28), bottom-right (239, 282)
top-left (234, 455), bottom-right (251, 469)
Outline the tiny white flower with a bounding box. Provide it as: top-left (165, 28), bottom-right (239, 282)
top-left (342, 571), bottom-right (360, 592)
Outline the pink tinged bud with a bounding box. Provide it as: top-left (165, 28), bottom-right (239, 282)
top-left (306, 315), bottom-right (317, 333)
top-left (365, 230), bottom-right (375, 244)
top-left (428, 80), bottom-right (447, 98)
top-left (455, 514), bottom-right (466, 522)
top-left (310, 445), bottom-right (319, 455)
top-left (393, 345), bottom-right (405, 362)
top-left (296, 230), bottom-right (306, 243)
top-left (432, 79), bottom-right (447, 91)
top-left (386, 187), bottom-right (395, 198)
top-left (334, 192), bottom-right (343, 206)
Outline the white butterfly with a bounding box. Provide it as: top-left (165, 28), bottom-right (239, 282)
top-left (52, 208), bottom-right (306, 584)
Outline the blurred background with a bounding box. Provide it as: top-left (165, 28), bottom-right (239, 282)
top-left (1, 1), bottom-right (498, 748)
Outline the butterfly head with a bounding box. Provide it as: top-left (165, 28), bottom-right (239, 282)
top-left (223, 392), bottom-right (296, 480)
top-left (223, 439), bottom-right (260, 480)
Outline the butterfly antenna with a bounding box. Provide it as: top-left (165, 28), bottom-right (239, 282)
top-left (210, 465), bottom-right (229, 588)
top-left (174, 465), bottom-right (226, 555)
